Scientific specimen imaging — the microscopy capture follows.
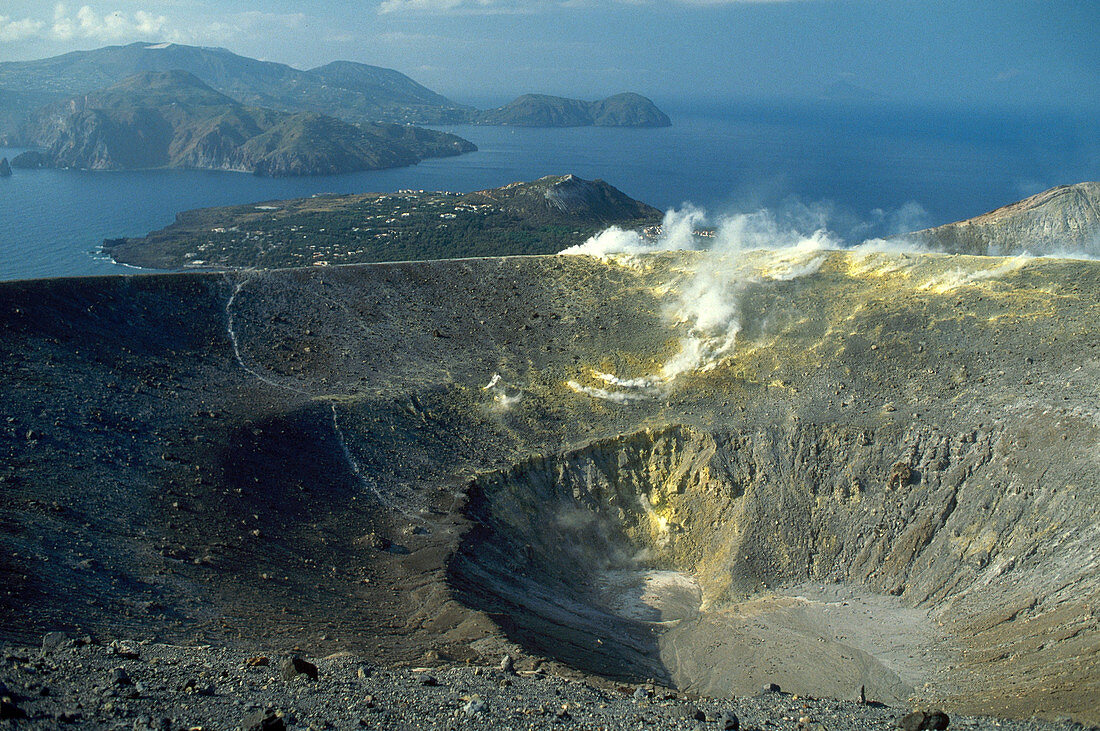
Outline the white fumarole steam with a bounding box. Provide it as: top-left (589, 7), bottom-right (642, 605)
top-left (562, 207), bottom-right (840, 402)
top-left (482, 373), bottom-right (523, 409)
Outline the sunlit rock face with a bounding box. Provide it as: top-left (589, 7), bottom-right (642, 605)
top-left (904, 182), bottom-right (1100, 256)
top-left (1, 248), bottom-right (1098, 724)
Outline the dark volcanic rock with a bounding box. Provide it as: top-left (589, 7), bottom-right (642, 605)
top-left (899, 710), bottom-right (951, 730)
top-left (241, 710), bottom-right (287, 731)
top-left (10, 150), bottom-right (48, 168)
top-left (280, 656), bottom-right (318, 682)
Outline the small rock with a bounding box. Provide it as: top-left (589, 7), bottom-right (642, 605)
top-left (245, 656), bottom-right (270, 667)
top-left (760, 682), bottom-right (782, 695)
top-left (669, 705), bottom-right (706, 722)
top-left (109, 641), bottom-right (140, 660)
top-left (858, 684), bottom-right (866, 705)
top-left (632, 686), bottom-right (649, 702)
top-left (898, 710), bottom-right (950, 731)
top-left (356, 665), bottom-right (372, 680)
top-left (463, 696), bottom-right (488, 716)
top-left (361, 532), bottom-right (391, 551)
top-left (500, 654), bottom-right (514, 673)
top-left (719, 711), bottom-right (740, 730)
top-left (416, 672), bottom-right (438, 686)
top-left (110, 667), bottom-right (133, 686)
top-left (281, 656), bottom-right (318, 682)
top-left (42, 631), bottom-right (70, 654)
top-left (241, 710), bottom-right (287, 731)
top-left (56, 711), bottom-right (83, 723)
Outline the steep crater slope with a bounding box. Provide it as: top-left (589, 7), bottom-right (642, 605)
top-left (451, 411), bottom-right (1098, 712)
top-left (1, 251), bottom-right (1098, 724)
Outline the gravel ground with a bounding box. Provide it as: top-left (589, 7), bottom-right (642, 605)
top-left (0, 634), bottom-right (1094, 731)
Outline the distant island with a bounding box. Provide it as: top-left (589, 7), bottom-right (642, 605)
top-left (0, 42), bottom-right (671, 144)
top-left (476, 93), bottom-right (670, 128)
top-left (11, 70), bottom-right (475, 177)
top-left (103, 174), bottom-right (662, 269)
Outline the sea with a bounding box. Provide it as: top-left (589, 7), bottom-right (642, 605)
top-left (1, 100), bottom-right (1097, 282)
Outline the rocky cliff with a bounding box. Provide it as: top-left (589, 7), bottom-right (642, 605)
top-left (906, 182), bottom-right (1100, 256)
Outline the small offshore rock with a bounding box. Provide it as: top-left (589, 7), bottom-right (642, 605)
top-left (241, 710), bottom-right (287, 731)
top-left (719, 711), bottom-right (740, 730)
top-left (463, 696), bottom-right (488, 716)
top-left (110, 667), bottom-right (133, 686)
top-left (42, 631), bottom-right (70, 654)
top-left (899, 710), bottom-right (950, 730)
top-left (500, 654), bottom-right (514, 673)
top-left (281, 656), bottom-right (318, 681)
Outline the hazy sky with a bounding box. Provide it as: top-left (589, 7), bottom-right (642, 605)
top-left (0, 1), bottom-right (1096, 110)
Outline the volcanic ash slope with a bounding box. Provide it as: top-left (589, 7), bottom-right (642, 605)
top-left (0, 249), bottom-right (1098, 724)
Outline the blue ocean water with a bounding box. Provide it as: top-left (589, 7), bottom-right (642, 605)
top-left (1, 101), bottom-right (1097, 281)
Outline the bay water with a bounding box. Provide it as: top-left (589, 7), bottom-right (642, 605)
top-left (1, 101), bottom-right (1096, 281)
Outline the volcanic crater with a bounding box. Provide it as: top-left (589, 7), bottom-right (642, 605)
top-left (1, 250), bottom-right (1098, 724)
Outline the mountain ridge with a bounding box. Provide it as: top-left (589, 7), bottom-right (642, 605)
top-left (11, 70), bottom-right (476, 176)
top-left (0, 42), bottom-right (671, 139)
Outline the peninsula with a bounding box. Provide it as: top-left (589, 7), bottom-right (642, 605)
top-left (103, 174), bottom-right (662, 269)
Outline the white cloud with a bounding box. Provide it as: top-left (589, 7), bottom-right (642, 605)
top-left (377, 0), bottom-right (544, 14)
top-left (165, 11), bottom-right (308, 47)
top-left (51, 4), bottom-right (167, 42)
top-left (379, 0), bottom-right (808, 12)
top-left (0, 15), bottom-right (45, 42)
